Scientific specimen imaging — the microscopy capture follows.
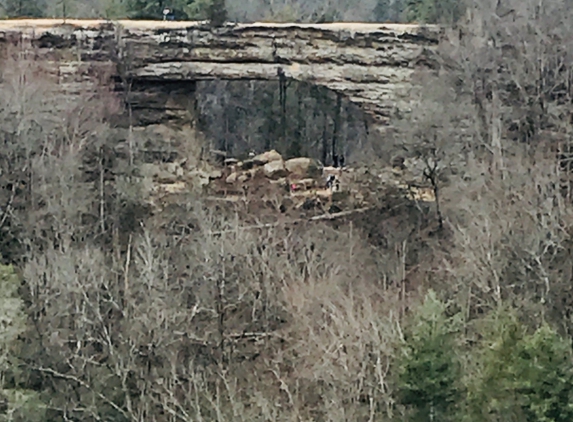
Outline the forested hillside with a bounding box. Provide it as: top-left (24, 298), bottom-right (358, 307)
top-left (3, 0), bottom-right (573, 421)
top-left (0, 0), bottom-right (463, 23)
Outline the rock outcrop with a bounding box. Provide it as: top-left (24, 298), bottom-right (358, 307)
top-left (0, 19), bottom-right (441, 133)
top-left (263, 160), bottom-right (288, 179)
top-left (284, 157), bottom-right (324, 178)
top-left (252, 150), bottom-right (282, 166)
top-left (206, 149), bottom-right (435, 214)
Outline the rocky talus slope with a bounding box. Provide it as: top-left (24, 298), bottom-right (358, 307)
top-left (144, 147), bottom-right (435, 222)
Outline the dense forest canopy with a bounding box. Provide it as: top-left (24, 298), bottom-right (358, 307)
top-left (0, 0), bottom-right (465, 23)
top-left (3, 0), bottom-right (573, 421)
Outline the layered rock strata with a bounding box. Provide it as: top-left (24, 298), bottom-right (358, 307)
top-left (0, 19), bottom-right (441, 132)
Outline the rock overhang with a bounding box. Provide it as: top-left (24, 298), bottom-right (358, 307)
top-left (0, 19), bottom-right (442, 132)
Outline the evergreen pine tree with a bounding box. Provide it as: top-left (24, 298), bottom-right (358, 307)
top-left (519, 325), bottom-right (573, 422)
top-left (465, 308), bottom-right (573, 422)
top-left (396, 290), bottom-right (463, 421)
top-left (464, 308), bottom-right (527, 422)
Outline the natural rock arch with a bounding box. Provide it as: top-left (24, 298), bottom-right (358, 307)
top-left (0, 20), bottom-right (441, 132)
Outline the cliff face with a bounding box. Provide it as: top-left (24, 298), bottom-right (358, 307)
top-left (0, 19), bottom-right (440, 252)
top-left (0, 20), bottom-right (441, 135)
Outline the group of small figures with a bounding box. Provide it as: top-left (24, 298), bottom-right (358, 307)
top-left (332, 154), bottom-right (345, 169)
top-left (325, 174), bottom-right (339, 191)
top-left (325, 154), bottom-right (345, 191)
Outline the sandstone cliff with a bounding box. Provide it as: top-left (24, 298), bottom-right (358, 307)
top-left (0, 19), bottom-right (441, 132)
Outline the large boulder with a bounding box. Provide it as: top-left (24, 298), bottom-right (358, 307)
top-left (263, 159), bottom-right (288, 179)
top-left (225, 172), bottom-right (238, 184)
top-left (237, 173), bottom-right (251, 183)
top-left (253, 150), bottom-right (282, 166)
top-left (188, 169), bottom-right (221, 187)
top-left (207, 169), bottom-right (223, 180)
top-left (285, 157), bottom-right (323, 178)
